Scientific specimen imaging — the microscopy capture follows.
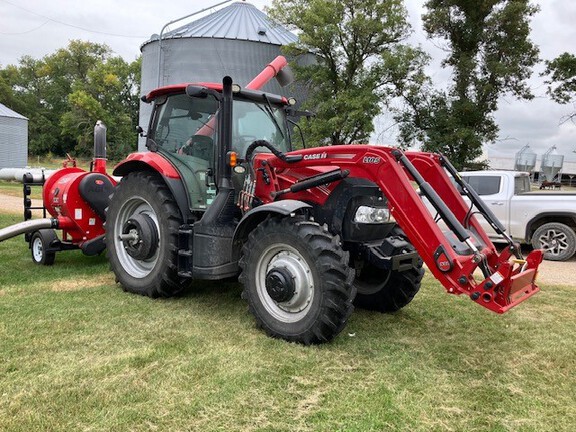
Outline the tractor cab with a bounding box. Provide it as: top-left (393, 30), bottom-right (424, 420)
top-left (144, 84), bottom-right (292, 212)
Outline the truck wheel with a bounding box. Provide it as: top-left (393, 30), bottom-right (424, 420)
top-left (106, 171), bottom-right (186, 297)
top-left (353, 228), bottom-right (424, 313)
top-left (531, 222), bottom-right (576, 261)
top-left (239, 216), bottom-right (355, 345)
top-left (30, 229), bottom-right (57, 266)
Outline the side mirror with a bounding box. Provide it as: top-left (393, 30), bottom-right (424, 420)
top-left (186, 85), bottom-right (209, 98)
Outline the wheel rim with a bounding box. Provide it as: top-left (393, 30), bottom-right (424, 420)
top-left (255, 243), bottom-right (314, 323)
top-left (537, 228), bottom-right (570, 258)
top-left (32, 237), bottom-right (43, 262)
top-left (113, 196), bottom-right (160, 278)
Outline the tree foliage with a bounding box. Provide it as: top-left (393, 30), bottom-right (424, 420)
top-left (267, 0), bottom-right (426, 146)
top-left (0, 40), bottom-right (141, 159)
top-left (396, 0), bottom-right (539, 169)
top-left (544, 52), bottom-right (576, 123)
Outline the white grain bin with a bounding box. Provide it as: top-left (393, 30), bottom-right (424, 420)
top-left (0, 103), bottom-right (28, 169)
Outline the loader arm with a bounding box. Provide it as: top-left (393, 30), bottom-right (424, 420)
top-left (251, 145), bottom-right (542, 314)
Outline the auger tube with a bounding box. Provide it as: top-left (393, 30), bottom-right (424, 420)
top-left (0, 218), bottom-right (58, 242)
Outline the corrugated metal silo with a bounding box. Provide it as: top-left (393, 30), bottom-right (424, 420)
top-left (540, 146), bottom-right (564, 182)
top-left (139, 1), bottom-right (310, 151)
top-left (0, 103), bottom-right (28, 169)
top-left (514, 144), bottom-right (537, 173)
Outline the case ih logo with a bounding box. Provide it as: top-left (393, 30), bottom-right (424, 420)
top-left (303, 152), bottom-right (327, 160)
top-left (362, 156), bottom-right (381, 164)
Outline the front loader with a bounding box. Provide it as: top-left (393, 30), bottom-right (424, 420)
top-left (106, 56), bottom-right (543, 344)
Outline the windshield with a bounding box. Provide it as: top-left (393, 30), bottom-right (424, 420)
top-left (232, 99), bottom-right (289, 158)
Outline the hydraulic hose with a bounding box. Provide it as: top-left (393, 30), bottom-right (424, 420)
top-left (0, 218), bottom-right (58, 243)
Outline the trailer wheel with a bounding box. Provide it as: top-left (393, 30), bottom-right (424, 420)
top-left (531, 222), bottom-right (576, 261)
top-left (239, 216), bottom-right (355, 345)
top-left (353, 231), bottom-right (424, 313)
top-left (30, 229), bottom-right (57, 266)
top-left (106, 171), bottom-right (186, 297)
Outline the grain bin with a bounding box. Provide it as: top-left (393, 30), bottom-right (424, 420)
top-left (540, 146), bottom-right (564, 182)
top-left (514, 144), bottom-right (537, 173)
top-left (0, 103), bottom-right (28, 169)
top-left (139, 1), bottom-right (310, 151)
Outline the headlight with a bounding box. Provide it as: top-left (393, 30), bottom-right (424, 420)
top-left (353, 206), bottom-right (391, 224)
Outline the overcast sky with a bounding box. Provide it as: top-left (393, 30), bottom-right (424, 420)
top-left (1, 0), bottom-right (575, 162)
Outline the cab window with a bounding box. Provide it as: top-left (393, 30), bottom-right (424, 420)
top-left (152, 93), bottom-right (219, 156)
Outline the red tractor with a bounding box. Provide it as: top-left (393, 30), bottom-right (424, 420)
top-left (106, 57), bottom-right (543, 344)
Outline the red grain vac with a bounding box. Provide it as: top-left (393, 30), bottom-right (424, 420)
top-left (0, 121), bottom-right (116, 264)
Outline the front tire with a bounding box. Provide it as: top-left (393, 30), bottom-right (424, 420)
top-left (531, 222), bottom-right (576, 261)
top-left (239, 216), bottom-right (355, 345)
top-left (105, 171), bottom-right (187, 297)
top-left (30, 229), bottom-right (57, 266)
top-left (353, 229), bottom-right (424, 312)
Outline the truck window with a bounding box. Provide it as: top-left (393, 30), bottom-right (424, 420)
top-left (514, 176), bottom-right (531, 194)
top-left (463, 176), bottom-right (501, 195)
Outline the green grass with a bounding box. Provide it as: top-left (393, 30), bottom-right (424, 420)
top-left (0, 180), bottom-right (43, 200)
top-left (0, 212), bottom-right (574, 431)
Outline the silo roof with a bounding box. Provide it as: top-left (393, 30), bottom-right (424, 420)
top-left (0, 103), bottom-right (27, 120)
top-left (150, 1), bottom-right (298, 46)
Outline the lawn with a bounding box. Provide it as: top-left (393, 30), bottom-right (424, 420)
top-left (0, 211), bottom-right (574, 431)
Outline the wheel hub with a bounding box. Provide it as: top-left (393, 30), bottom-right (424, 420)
top-left (121, 213), bottom-right (158, 260)
top-left (265, 267), bottom-right (296, 303)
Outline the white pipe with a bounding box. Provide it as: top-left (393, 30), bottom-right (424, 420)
top-left (0, 168), bottom-right (55, 182)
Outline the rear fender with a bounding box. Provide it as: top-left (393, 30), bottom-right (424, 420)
top-left (113, 153), bottom-right (191, 221)
top-left (232, 200), bottom-right (311, 261)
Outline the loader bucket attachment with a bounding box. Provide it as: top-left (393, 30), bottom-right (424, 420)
top-left (472, 249), bottom-right (542, 313)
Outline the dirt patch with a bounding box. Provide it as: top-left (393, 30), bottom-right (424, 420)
top-left (0, 193), bottom-right (42, 215)
top-left (48, 274), bottom-right (115, 292)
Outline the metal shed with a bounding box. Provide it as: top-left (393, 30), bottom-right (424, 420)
top-left (139, 1), bottom-right (311, 150)
top-left (0, 103), bottom-right (28, 169)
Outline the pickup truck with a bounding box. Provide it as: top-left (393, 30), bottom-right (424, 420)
top-left (426, 170), bottom-right (576, 261)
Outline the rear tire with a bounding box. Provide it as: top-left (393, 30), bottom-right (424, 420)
top-left (239, 216), bottom-right (355, 345)
top-left (30, 229), bottom-right (57, 266)
top-left (105, 171), bottom-right (187, 297)
top-left (353, 229), bottom-right (424, 313)
top-left (531, 222), bottom-right (576, 261)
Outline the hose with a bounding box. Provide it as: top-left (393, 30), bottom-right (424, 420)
top-left (0, 218), bottom-right (58, 243)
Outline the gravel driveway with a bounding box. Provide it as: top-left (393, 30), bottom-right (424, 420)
top-left (0, 193), bottom-right (573, 286)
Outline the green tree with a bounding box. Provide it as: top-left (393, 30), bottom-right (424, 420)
top-left (396, 0), bottom-right (539, 169)
top-left (543, 52), bottom-right (576, 123)
top-left (1, 40), bottom-right (141, 159)
top-left (268, 0), bottom-right (425, 146)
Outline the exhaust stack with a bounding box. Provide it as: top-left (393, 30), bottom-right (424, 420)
top-left (93, 120), bottom-right (107, 174)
